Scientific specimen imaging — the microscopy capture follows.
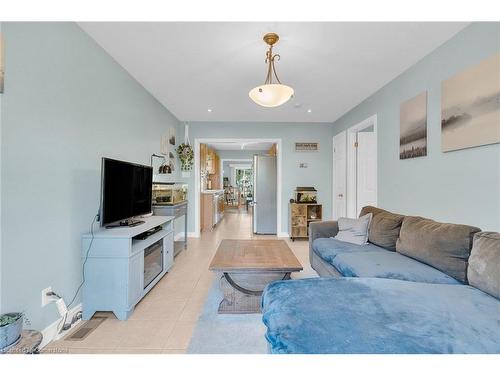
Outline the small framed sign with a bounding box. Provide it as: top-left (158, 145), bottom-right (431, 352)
top-left (295, 142), bottom-right (319, 152)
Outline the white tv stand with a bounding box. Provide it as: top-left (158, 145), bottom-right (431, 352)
top-left (81, 215), bottom-right (175, 320)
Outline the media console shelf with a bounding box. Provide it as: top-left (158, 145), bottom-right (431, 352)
top-left (81, 215), bottom-right (175, 320)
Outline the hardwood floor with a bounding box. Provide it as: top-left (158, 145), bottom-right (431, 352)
top-left (43, 210), bottom-right (315, 354)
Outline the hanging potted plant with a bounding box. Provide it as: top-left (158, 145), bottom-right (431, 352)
top-left (177, 143), bottom-right (194, 171)
top-left (0, 312), bottom-right (24, 351)
top-left (176, 124), bottom-right (194, 177)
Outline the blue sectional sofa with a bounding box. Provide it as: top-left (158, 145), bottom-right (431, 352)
top-left (261, 207), bottom-right (500, 354)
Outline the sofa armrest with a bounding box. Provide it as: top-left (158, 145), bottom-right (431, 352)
top-left (308, 221), bottom-right (339, 259)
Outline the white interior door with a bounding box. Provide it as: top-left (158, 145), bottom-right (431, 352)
top-left (333, 131), bottom-right (347, 219)
top-left (356, 132), bottom-right (377, 215)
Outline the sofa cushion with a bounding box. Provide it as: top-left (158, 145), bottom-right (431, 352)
top-left (468, 232), bottom-right (500, 299)
top-left (335, 213), bottom-right (372, 245)
top-left (359, 206), bottom-right (405, 251)
top-left (312, 237), bottom-right (384, 264)
top-left (331, 250), bottom-right (461, 284)
top-left (359, 205), bottom-right (387, 217)
top-left (262, 277), bottom-right (500, 354)
top-left (396, 216), bottom-right (481, 283)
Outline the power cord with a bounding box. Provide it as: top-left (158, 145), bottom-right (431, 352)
top-left (67, 212), bottom-right (98, 308)
top-left (57, 212), bottom-right (98, 335)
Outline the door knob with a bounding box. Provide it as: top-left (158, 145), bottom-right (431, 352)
top-left (338, 194), bottom-right (343, 198)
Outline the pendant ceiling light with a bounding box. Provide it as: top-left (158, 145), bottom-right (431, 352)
top-left (249, 33), bottom-right (294, 108)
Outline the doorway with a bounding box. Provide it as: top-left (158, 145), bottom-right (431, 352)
top-left (194, 138), bottom-right (283, 237)
top-left (332, 115), bottom-right (378, 219)
top-left (220, 159), bottom-right (253, 210)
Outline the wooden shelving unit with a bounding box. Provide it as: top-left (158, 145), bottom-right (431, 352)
top-left (289, 203), bottom-right (322, 241)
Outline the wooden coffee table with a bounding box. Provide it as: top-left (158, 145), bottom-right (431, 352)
top-left (209, 239), bottom-right (303, 314)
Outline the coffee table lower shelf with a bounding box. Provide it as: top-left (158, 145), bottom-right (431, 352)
top-left (217, 272), bottom-right (291, 314)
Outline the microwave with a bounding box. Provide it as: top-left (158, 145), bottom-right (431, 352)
top-left (152, 182), bottom-right (188, 206)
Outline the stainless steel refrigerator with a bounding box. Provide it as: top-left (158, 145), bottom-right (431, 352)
top-left (252, 155), bottom-right (277, 234)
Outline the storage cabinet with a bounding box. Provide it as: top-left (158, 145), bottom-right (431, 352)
top-left (289, 203), bottom-right (323, 241)
top-left (201, 191), bottom-right (224, 231)
top-left (81, 216), bottom-right (175, 321)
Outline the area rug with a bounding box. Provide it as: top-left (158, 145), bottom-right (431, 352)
top-left (186, 275), bottom-right (268, 354)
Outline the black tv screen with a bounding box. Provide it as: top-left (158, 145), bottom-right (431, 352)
top-left (100, 158), bottom-right (153, 226)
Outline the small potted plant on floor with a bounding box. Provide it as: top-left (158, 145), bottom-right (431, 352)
top-left (0, 312), bottom-right (23, 351)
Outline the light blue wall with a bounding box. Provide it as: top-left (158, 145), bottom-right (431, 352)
top-left (331, 23), bottom-right (500, 230)
top-left (217, 150), bottom-right (257, 185)
top-left (0, 23), bottom-right (181, 329)
top-left (0, 22), bottom-right (3, 311)
top-left (180, 123), bottom-right (334, 233)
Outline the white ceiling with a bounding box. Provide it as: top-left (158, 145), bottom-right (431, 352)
top-left (79, 22), bottom-right (468, 123)
top-left (207, 141), bottom-right (274, 151)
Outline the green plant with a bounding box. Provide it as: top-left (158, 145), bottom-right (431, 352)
top-left (176, 143), bottom-right (194, 171)
top-left (0, 313), bottom-right (22, 327)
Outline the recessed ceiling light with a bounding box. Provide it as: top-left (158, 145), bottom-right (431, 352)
top-left (307, 109), bottom-right (312, 113)
top-left (207, 108), bottom-right (212, 112)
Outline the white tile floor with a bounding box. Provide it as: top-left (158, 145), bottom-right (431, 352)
top-left (44, 209), bottom-right (316, 354)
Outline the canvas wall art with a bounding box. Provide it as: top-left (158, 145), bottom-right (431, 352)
top-left (169, 127), bottom-right (176, 146)
top-left (400, 91), bottom-right (427, 159)
top-left (441, 52), bottom-right (500, 152)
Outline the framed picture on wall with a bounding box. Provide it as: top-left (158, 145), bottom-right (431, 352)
top-left (169, 127), bottom-right (176, 146)
top-left (441, 52), bottom-right (500, 152)
top-left (400, 91), bottom-right (428, 159)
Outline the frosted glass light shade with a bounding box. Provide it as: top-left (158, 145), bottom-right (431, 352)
top-left (249, 84), bottom-right (294, 107)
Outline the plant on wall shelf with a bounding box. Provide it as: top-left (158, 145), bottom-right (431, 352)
top-left (176, 143), bottom-right (194, 171)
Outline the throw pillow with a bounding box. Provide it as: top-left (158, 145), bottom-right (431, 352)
top-left (334, 213), bottom-right (373, 245)
top-left (467, 232), bottom-right (500, 299)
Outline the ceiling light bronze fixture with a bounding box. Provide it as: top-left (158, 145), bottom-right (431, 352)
top-left (249, 33), bottom-right (294, 108)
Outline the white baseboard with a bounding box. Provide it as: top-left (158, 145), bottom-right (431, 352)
top-left (278, 232), bottom-right (290, 238)
top-left (187, 231), bottom-right (199, 238)
top-left (40, 303), bottom-right (82, 349)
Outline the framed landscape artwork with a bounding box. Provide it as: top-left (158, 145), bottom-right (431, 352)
top-left (441, 52), bottom-right (500, 152)
top-left (400, 91), bottom-right (427, 159)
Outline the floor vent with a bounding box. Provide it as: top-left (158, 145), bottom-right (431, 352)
top-left (65, 316), bottom-right (107, 341)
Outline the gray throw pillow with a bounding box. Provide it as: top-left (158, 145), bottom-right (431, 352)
top-left (334, 213), bottom-right (373, 245)
top-left (358, 206), bottom-right (404, 250)
top-left (468, 232), bottom-right (500, 299)
top-left (368, 211), bottom-right (405, 251)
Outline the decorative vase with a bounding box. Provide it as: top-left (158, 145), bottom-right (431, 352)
top-left (0, 313), bottom-right (23, 352)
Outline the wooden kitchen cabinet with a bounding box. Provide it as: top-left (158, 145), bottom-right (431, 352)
top-left (201, 192), bottom-right (215, 231)
top-left (200, 143), bottom-right (208, 177)
top-left (201, 191), bottom-right (224, 231)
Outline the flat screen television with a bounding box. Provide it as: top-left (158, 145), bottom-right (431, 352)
top-left (100, 157), bottom-right (153, 228)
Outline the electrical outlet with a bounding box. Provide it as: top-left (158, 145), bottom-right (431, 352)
top-left (41, 286), bottom-right (53, 307)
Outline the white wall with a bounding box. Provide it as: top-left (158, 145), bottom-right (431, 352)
top-left (0, 23), bottom-right (181, 329)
